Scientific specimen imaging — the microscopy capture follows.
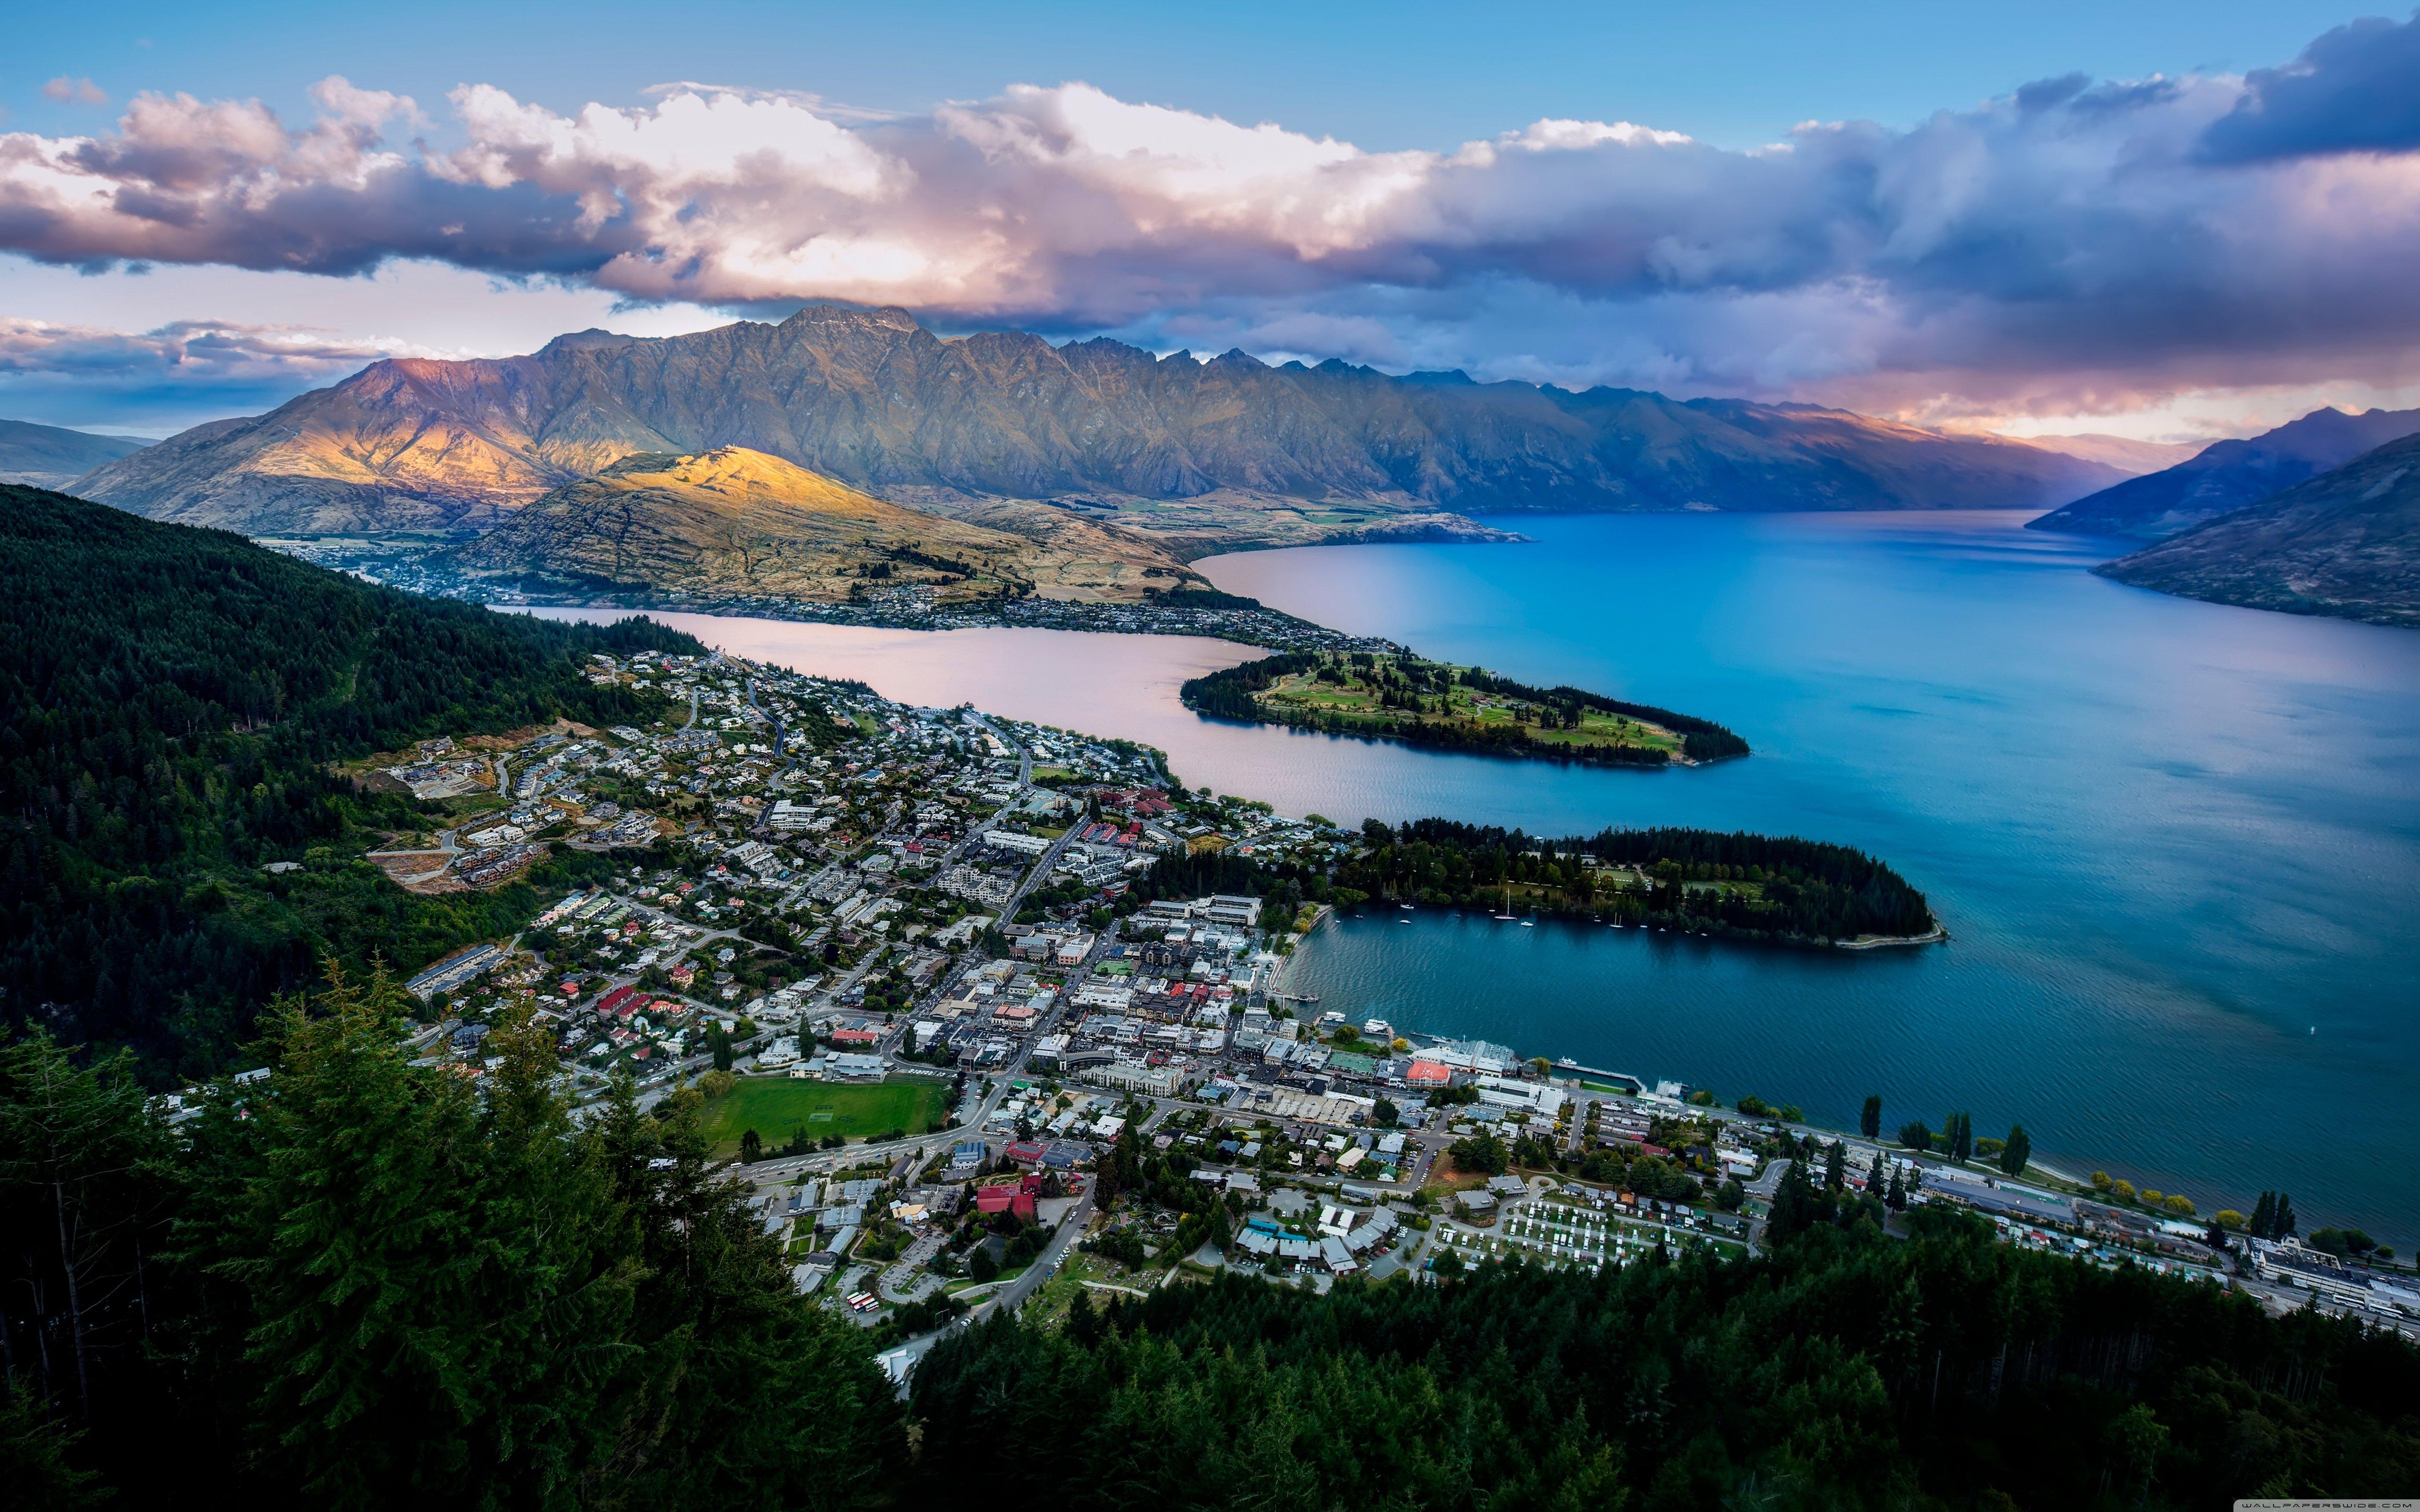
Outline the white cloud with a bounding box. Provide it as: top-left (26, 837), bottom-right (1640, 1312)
top-left (0, 20), bottom-right (2417, 424)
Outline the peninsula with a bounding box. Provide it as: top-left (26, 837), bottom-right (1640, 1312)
top-left (1181, 650), bottom-right (1750, 766)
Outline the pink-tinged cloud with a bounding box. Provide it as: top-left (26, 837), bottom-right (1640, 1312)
top-left (41, 77), bottom-right (109, 107)
top-left (1, 22), bottom-right (2419, 417)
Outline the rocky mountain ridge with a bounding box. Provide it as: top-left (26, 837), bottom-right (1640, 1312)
top-left (72, 304), bottom-right (2124, 550)
top-left (2032, 405), bottom-right (2420, 540)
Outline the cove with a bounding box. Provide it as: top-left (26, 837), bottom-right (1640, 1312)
top-left (529, 509), bottom-right (2420, 1237)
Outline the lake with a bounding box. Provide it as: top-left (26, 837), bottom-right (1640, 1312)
top-left (532, 510), bottom-right (2420, 1237)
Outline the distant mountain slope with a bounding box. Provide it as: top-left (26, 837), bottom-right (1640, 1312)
top-left (2032, 406), bottom-right (2420, 539)
top-left (2097, 432), bottom-right (2420, 627)
top-left (73, 305), bottom-right (2121, 544)
top-left (2012, 433), bottom-right (2201, 475)
top-left (0, 417), bottom-right (150, 489)
top-left (443, 446), bottom-right (1209, 603)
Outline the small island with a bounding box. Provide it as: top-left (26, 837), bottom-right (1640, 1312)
top-left (1181, 650), bottom-right (1750, 767)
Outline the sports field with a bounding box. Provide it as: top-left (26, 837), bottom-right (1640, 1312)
top-left (698, 1076), bottom-right (951, 1154)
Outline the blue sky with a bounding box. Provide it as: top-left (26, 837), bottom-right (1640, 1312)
top-left (2, 1), bottom-right (2347, 152)
top-left (4, 2), bottom-right (2418, 438)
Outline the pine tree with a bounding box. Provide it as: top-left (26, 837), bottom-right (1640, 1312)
top-left (1824, 1140), bottom-right (1846, 1191)
top-left (1945, 1112), bottom-right (1973, 1163)
top-left (1867, 1150), bottom-right (1887, 1198)
top-left (2274, 1193), bottom-right (2297, 1238)
top-left (1766, 1159), bottom-right (1820, 1244)
top-left (1998, 1123), bottom-right (2031, 1177)
top-left (0, 1029), bottom-right (173, 1430)
top-left (1860, 1094), bottom-right (1882, 1140)
top-left (2250, 1191), bottom-right (2277, 1239)
top-left (183, 961), bottom-right (499, 1505)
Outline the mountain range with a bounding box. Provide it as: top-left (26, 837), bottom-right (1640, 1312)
top-left (441, 446), bottom-right (1212, 604)
top-left (69, 304), bottom-right (2126, 552)
top-left (2097, 431), bottom-right (2420, 627)
top-left (2031, 405), bottom-right (2420, 540)
top-left (0, 417), bottom-right (151, 490)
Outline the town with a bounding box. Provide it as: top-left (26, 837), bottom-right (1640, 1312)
top-left (219, 643), bottom-right (2418, 1390)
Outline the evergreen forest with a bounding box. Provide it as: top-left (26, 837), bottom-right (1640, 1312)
top-left (0, 486), bottom-right (703, 1076)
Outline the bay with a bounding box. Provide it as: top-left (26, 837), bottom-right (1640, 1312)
top-left (532, 510), bottom-right (2420, 1237)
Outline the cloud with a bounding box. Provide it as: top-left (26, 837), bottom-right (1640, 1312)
top-left (0, 315), bottom-right (423, 375)
top-left (0, 24), bottom-right (2417, 421)
top-left (41, 77), bottom-right (109, 107)
top-left (0, 316), bottom-right (432, 430)
top-left (2198, 11), bottom-right (2420, 163)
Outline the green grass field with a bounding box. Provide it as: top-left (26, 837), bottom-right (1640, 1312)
top-left (698, 1076), bottom-right (951, 1154)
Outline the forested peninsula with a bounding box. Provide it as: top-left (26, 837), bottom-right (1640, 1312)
top-left (1182, 649), bottom-right (1750, 767)
top-left (1338, 817), bottom-right (1939, 944)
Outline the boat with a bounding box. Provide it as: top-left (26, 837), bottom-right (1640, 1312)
top-left (1521, 919), bottom-right (1535, 928)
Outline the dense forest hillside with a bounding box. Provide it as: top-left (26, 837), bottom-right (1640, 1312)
top-left (911, 1216), bottom-right (2420, 1509)
top-left (0, 483), bottom-right (701, 1074)
top-left (71, 305), bottom-right (2120, 544)
top-left (0, 970), bottom-right (902, 1510)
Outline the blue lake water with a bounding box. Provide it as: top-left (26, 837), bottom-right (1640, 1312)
top-left (534, 510), bottom-right (2420, 1237)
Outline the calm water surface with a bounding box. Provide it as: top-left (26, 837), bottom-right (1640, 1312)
top-left (534, 511), bottom-right (2420, 1235)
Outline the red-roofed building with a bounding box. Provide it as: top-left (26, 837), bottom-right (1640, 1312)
top-left (975, 1185), bottom-right (1037, 1222)
top-left (829, 1027), bottom-right (881, 1046)
top-left (597, 985), bottom-right (639, 1018)
top-left (1405, 1060), bottom-right (1452, 1086)
top-left (1003, 1140), bottom-right (1046, 1166)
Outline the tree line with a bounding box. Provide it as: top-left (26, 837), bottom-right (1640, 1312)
top-left (908, 1211), bottom-right (2420, 1509)
top-left (0, 486), bottom-right (704, 1078)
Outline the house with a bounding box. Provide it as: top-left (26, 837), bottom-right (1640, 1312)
top-left (973, 1185), bottom-right (1036, 1222)
top-left (1405, 1059), bottom-right (1453, 1088)
top-left (1003, 1140), bottom-right (1047, 1166)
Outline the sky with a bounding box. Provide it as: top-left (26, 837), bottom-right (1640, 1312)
top-left (4, 1), bottom-right (2419, 439)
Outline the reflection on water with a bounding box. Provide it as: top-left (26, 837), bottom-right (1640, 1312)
top-left (527, 513), bottom-right (2420, 1236)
